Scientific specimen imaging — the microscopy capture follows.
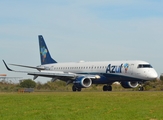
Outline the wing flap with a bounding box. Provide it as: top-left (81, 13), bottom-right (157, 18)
top-left (27, 71), bottom-right (76, 78)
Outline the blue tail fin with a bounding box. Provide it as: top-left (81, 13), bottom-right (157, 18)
top-left (38, 35), bottom-right (57, 65)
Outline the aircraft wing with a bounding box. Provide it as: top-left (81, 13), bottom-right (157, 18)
top-left (27, 71), bottom-right (99, 79)
top-left (3, 60), bottom-right (99, 81)
top-left (28, 71), bottom-right (77, 79)
top-left (9, 63), bottom-right (47, 71)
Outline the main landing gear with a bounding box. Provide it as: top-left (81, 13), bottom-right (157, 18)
top-left (72, 85), bottom-right (81, 92)
top-left (103, 85), bottom-right (112, 91)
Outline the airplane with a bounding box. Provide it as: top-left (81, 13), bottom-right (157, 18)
top-left (3, 35), bottom-right (158, 91)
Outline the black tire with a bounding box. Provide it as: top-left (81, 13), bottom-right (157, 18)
top-left (107, 86), bottom-right (112, 91)
top-left (72, 85), bottom-right (77, 92)
top-left (139, 87), bottom-right (144, 91)
top-left (77, 88), bottom-right (82, 91)
top-left (103, 85), bottom-right (108, 91)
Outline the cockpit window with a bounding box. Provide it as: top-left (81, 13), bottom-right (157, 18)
top-left (137, 64), bottom-right (153, 68)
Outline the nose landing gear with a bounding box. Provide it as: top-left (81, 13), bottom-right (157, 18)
top-left (139, 86), bottom-right (144, 91)
top-left (138, 81), bottom-right (145, 91)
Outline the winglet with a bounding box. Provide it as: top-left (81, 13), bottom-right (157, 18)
top-left (2, 60), bottom-right (13, 71)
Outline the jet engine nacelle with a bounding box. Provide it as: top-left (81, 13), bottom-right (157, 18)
top-left (121, 81), bottom-right (139, 88)
top-left (73, 76), bottom-right (92, 88)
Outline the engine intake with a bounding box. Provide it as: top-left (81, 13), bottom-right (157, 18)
top-left (73, 76), bottom-right (92, 88)
top-left (121, 81), bottom-right (139, 88)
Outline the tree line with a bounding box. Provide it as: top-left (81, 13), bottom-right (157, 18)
top-left (0, 77), bottom-right (163, 92)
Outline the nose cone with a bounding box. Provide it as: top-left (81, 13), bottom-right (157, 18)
top-left (148, 70), bottom-right (158, 80)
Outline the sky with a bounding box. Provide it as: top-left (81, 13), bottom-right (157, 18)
top-left (0, 0), bottom-right (163, 83)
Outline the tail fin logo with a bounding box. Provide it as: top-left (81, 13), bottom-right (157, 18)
top-left (40, 46), bottom-right (48, 63)
top-left (38, 35), bottom-right (57, 64)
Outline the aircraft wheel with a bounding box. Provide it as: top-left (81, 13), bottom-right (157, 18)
top-left (77, 88), bottom-right (82, 91)
top-left (103, 85), bottom-right (108, 91)
top-left (72, 85), bottom-right (77, 92)
top-left (139, 87), bottom-right (144, 91)
top-left (103, 85), bottom-right (112, 91)
top-left (107, 86), bottom-right (112, 91)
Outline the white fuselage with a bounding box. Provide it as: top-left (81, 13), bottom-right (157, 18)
top-left (40, 60), bottom-right (158, 82)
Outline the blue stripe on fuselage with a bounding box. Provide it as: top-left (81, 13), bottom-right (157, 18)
top-left (77, 72), bottom-right (144, 84)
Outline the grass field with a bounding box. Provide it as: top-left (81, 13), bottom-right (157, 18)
top-left (0, 92), bottom-right (163, 120)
